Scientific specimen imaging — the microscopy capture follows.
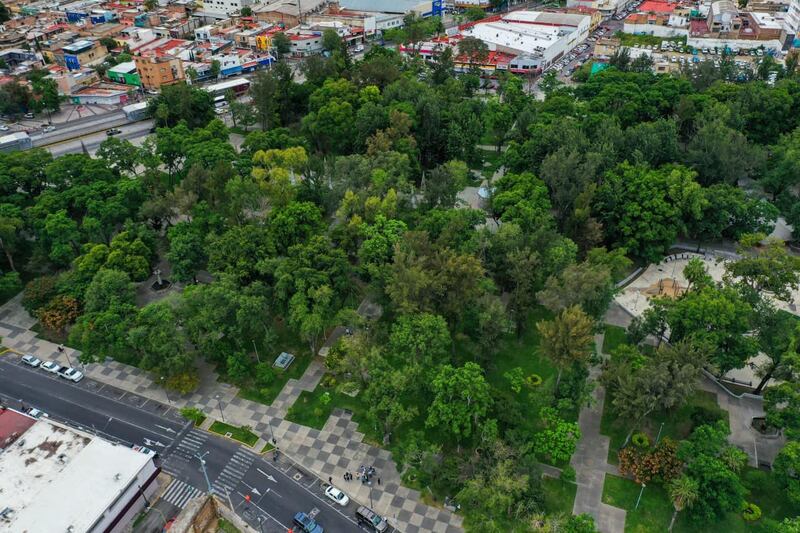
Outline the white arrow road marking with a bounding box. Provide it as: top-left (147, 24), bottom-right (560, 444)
top-left (257, 468), bottom-right (277, 483)
top-left (155, 424), bottom-right (176, 433)
top-left (143, 437), bottom-right (166, 447)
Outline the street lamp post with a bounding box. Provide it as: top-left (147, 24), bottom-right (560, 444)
top-left (215, 394), bottom-right (226, 422)
top-left (256, 516), bottom-right (264, 533)
top-left (160, 376), bottom-right (173, 406)
top-left (195, 452), bottom-right (213, 493)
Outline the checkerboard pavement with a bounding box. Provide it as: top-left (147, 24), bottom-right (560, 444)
top-left (0, 294), bottom-right (463, 533)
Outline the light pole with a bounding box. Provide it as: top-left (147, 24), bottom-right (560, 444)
top-left (195, 451), bottom-right (212, 493)
top-left (160, 376), bottom-right (173, 406)
top-left (215, 394), bottom-right (226, 422)
top-left (256, 516), bottom-right (264, 533)
top-left (252, 340), bottom-right (261, 364)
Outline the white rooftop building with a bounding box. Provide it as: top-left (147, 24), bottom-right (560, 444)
top-left (0, 413), bottom-right (159, 533)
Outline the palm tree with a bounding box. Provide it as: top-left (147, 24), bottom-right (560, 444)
top-left (667, 474), bottom-right (699, 532)
top-left (536, 305), bottom-right (595, 391)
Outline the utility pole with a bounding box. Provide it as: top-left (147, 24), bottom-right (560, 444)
top-left (252, 339), bottom-right (261, 364)
top-left (195, 451), bottom-right (212, 493)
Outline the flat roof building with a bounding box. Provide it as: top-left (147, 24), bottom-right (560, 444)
top-left (0, 409), bottom-right (159, 533)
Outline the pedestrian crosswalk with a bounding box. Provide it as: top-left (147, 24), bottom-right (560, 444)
top-left (161, 478), bottom-right (203, 509)
top-left (211, 447), bottom-right (258, 497)
top-left (162, 429), bottom-right (208, 477)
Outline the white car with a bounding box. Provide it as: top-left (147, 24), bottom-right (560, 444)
top-left (43, 125), bottom-right (55, 133)
top-left (27, 408), bottom-right (48, 419)
top-left (325, 486), bottom-right (350, 506)
top-left (58, 367), bottom-right (84, 383)
top-left (0, 124), bottom-right (9, 131)
top-left (22, 354), bottom-right (42, 367)
top-left (41, 361), bottom-right (62, 374)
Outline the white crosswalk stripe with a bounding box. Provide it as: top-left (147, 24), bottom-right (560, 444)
top-left (209, 447), bottom-right (257, 498)
top-left (161, 479), bottom-right (203, 509)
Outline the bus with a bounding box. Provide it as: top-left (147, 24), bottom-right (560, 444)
top-left (203, 78), bottom-right (250, 98)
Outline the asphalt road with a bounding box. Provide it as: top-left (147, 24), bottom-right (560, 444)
top-left (45, 119), bottom-right (155, 157)
top-left (0, 356), bottom-right (371, 533)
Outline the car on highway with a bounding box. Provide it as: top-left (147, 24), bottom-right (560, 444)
top-left (24, 112), bottom-right (34, 119)
top-left (40, 361), bottom-right (62, 374)
top-left (324, 486), bottom-right (349, 506)
top-left (43, 125), bottom-right (55, 133)
top-left (293, 512), bottom-right (323, 533)
top-left (27, 408), bottom-right (48, 419)
top-left (57, 367), bottom-right (84, 383)
top-left (106, 128), bottom-right (122, 136)
top-left (22, 354), bottom-right (42, 367)
top-left (0, 124), bottom-right (8, 131)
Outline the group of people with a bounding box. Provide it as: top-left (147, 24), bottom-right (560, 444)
top-left (342, 465), bottom-right (379, 485)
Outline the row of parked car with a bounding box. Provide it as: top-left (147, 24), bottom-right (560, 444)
top-left (21, 354), bottom-right (84, 383)
top-left (292, 500), bottom-right (389, 533)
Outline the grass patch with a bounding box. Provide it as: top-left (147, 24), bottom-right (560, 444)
top-left (261, 442), bottom-right (275, 453)
top-left (601, 468), bottom-right (797, 532)
top-left (602, 474), bottom-right (675, 533)
top-left (474, 148), bottom-right (504, 177)
top-left (601, 389), bottom-right (727, 465)
top-left (209, 421), bottom-right (258, 447)
top-left (542, 477), bottom-right (577, 515)
top-left (179, 407), bottom-right (206, 427)
top-left (285, 385), bottom-right (370, 431)
top-left (614, 32), bottom-right (687, 48)
top-left (602, 324), bottom-right (629, 355)
top-left (217, 517), bottom-right (242, 533)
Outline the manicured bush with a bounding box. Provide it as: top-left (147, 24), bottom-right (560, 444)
top-left (180, 407), bottom-right (206, 426)
top-left (742, 502), bottom-right (762, 521)
top-left (632, 432), bottom-right (650, 448)
top-left (561, 465), bottom-right (576, 483)
top-left (526, 373), bottom-right (543, 387)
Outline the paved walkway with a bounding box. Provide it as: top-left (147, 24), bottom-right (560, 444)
top-left (0, 294), bottom-right (462, 533)
top-left (571, 332), bottom-right (626, 533)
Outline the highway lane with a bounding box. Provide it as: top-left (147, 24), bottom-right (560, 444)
top-left (0, 355), bottom-right (365, 532)
top-left (45, 119), bottom-right (155, 157)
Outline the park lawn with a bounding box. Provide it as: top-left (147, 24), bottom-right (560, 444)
top-left (601, 389), bottom-right (728, 465)
top-left (285, 385), bottom-right (371, 432)
top-left (209, 421), bottom-right (258, 447)
top-left (475, 148), bottom-right (505, 177)
top-left (217, 517), bottom-right (242, 533)
top-left (602, 325), bottom-right (629, 355)
top-left (238, 319), bottom-right (313, 406)
top-left (602, 474), bottom-right (674, 533)
top-left (542, 476), bottom-right (577, 515)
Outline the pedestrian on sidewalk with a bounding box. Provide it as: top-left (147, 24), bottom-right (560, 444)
top-left (328, 476), bottom-right (332, 485)
top-left (378, 478), bottom-right (381, 485)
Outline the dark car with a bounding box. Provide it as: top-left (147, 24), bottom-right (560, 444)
top-left (355, 506), bottom-right (388, 532)
top-left (106, 128), bottom-right (122, 136)
top-left (293, 512), bottom-right (323, 533)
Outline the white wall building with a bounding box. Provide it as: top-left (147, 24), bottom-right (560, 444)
top-left (0, 413), bottom-right (160, 533)
top-left (461, 11), bottom-right (590, 70)
top-left (199, 0), bottom-right (257, 19)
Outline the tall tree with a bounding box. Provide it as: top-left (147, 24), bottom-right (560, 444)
top-left (668, 475), bottom-right (700, 532)
top-left (536, 305), bottom-right (595, 390)
top-left (426, 362), bottom-right (491, 446)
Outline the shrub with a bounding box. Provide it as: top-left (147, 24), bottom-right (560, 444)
top-left (561, 465), bottom-right (576, 483)
top-left (505, 367), bottom-right (525, 393)
top-left (321, 374), bottom-right (337, 388)
top-left (22, 275), bottom-right (59, 313)
top-left (690, 405), bottom-right (724, 429)
top-left (619, 438), bottom-right (682, 485)
top-left (165, 371), bottom-right (200, 393)
top-left (0, 271), bottom-right (22, 302)
top-left (526, 374), bottom-right (543, 387)
top-left (320, 392), bottom-right (332, 406)
top-left (180, 407), bottom-right (206, 426)
top-left (632, 432), bottom-right (650, 448)
top-left (742, 502), bottom-right (762, 521)
top-left (255, 362), bottom-right (275, 388)
top-left (36, 295), bottom-right (80, 332)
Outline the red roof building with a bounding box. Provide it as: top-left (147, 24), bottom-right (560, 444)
top-left (0, 408), bottom-right (36, 449)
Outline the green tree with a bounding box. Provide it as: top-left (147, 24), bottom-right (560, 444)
top-left (128, 301), bottom-right (192, 376)
top-left (0, 1), bottom-right (10, 22)
top-left (388, 313), bottom-right (451, 367)
top-left (458, 36), bottom-right (489, 75)
top-left (536, 305), bottom-right (595, 390)
top-left (271, 32), bottom-right (291, 60)
top-left (0, 204), bottom-right (24, 272)
top-left (147, 83), bottom-right (214, 129)
top-left (537, 261), bottom-right (615, 319)
top-left (167, 222), bottom-right (206, 282)
top-left (726, 237), bottom-right (800, 302)
top-left (533, 406), bottom-right (581, 463)
top-left (773, 441), bottom-right (800, 506)
top-left (484, 97), bottom-right (514, 153)
top-left (426, 362), bottom-right (491, 445)
top-left (84, 268), bottom-right (135, 313)
top-left (667, 475), bottom-right (700, 532)
top-left (594, 163), bottom-right (704, 262)
top-left (764, 357), bottom-right (800, 439)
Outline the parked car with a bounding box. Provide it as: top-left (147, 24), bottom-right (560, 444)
top-left (106, 128), bottom-right (122, 135)
top-left (24, 112), bottom-right (34, 119)
top-left (293, 512), bottom-right (323, 533)
top-left (27, 408), bottom-right (48, 419)
top-left (58, 367), bottom-right (84, 382)
top-left (324, 486), bottom-right (349, 506)
top-left (0, 124), bottom-right (9, 131)
top-left (40, 361), bottom-right (62, 374)
top-left (355, 44), bottom-right (365, 52)
top-left (21, 354), bottom-right (42, 367)
top-left (43, 125), bottom-right (55, 133)
top-left (355, 506), bottom-right (388, 532)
